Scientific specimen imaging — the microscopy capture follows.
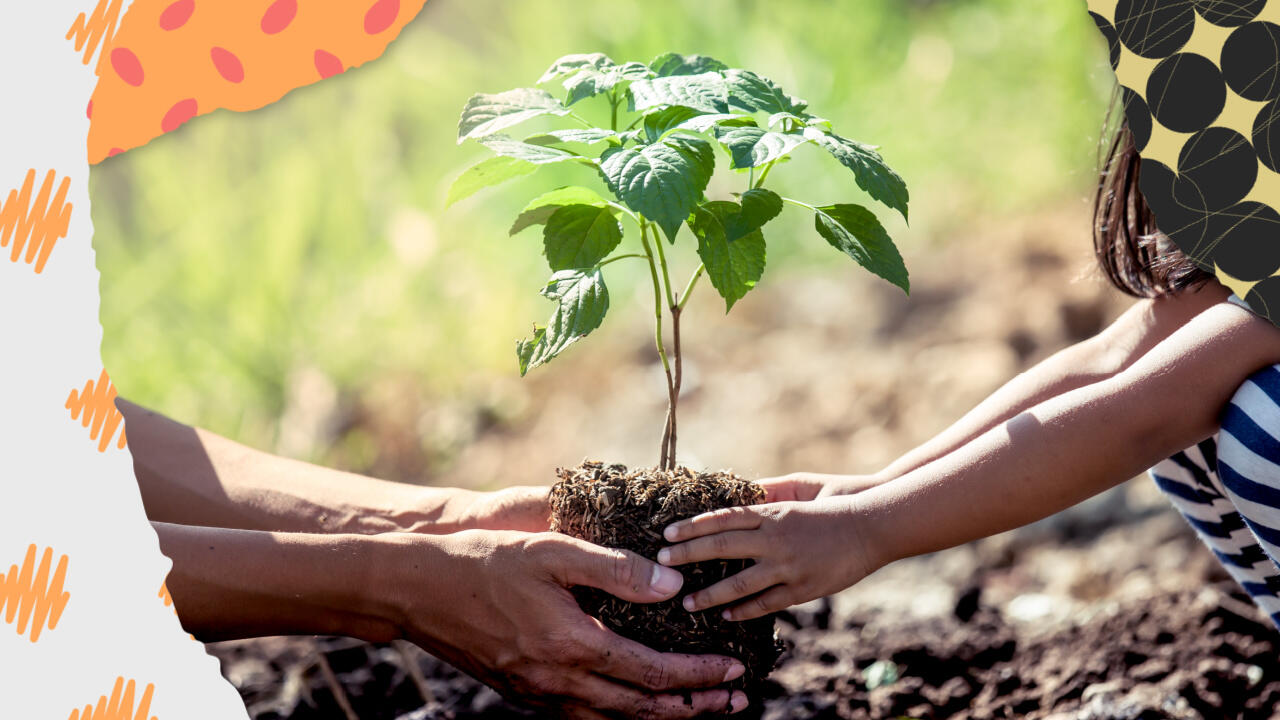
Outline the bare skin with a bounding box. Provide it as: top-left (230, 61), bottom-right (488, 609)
top-left (124, 402), bottom-right (749, 717)
top-left (661, 286), bottom-right (1280, 621)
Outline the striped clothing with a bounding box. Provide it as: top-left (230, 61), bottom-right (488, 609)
top-left (1149, 296), bottom-right (1280, 626)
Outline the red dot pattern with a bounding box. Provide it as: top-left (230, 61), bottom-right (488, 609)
top-left (160, 99), bottom-right (197, 133)
top-left (210, 47), bottom-right (244, 83)
top-left (260, 0), bottom-right (297, 35)
top-left (87, 0), bottom-right (424, 163)
top-left (314, 49), bottom-right (344, 79)
top-left (158, 0), bottom-right (194, 31)
top-left (109, 47), bottom-right (144, 87)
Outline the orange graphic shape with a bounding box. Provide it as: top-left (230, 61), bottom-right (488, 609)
top-left (67, 0), bottom-right (126, 69)
top-left (1, 544), bottom-right (70, 643)
top-left (1, 169), bottom-right (74, 274)
top-left (66, 369), bottom-right (128, 452)
top-left (157, 580), bottom-right (172, 608)
top-left (85, 0), bottom-right (429, 164)
top-left (68, 677), bottom-right (157, 720)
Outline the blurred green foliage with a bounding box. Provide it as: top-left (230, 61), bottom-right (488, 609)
top-left (91, 0), bottom-right (1113, 455)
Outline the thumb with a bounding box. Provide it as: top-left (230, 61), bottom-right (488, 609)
top-left (543, 536), bottom-right (684, 603)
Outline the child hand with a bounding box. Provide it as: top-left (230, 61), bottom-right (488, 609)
top-left (757, 472), bottom-right (886, 502)
top-left (657, 498), bottom-right (877, 620)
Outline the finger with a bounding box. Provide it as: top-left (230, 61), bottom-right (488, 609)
top-left (588, 623), bottom-right (746, 691)
top-left (543, 535), bottom-right (685, 602)
top-left (658, 530), bottom-right (766, 567)
top-left (682, 565), bottom-right (779, 612)
top-left (573, 673), bottom-right (746, 718)
top-left (757, 475), bottom-right (825, 503)
top-left (725, 584), bottom-right (796, 621)
top-left (663, 505), bottom-right (763, 542)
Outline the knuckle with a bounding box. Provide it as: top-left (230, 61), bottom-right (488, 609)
top-left (641, 661), bottom-right (672, 691)
top-left (633, 697), bottom-right (663, 720)
top-left (730, 574), bottom-right (751, 596)
top-left (754, 594), bottom-right (771, 614)
top-left (610, 551), bottom-right (646, 592)
top-left (712, 533), bottom-right (731, 554)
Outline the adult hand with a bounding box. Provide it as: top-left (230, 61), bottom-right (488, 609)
top-left (382, 530), bottom-right (749, 718)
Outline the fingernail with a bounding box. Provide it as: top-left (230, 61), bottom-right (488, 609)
top-left (730, 691), bottom-right (748, 713)
top-left (657, 548), bottom-right (672, 565)
top-left (683, 595), bottom-right (696, 611)
top-left (721, 609), bottom-right (732, 621)
top-left (723, 661), bottom-right (745, 683)
top-left (663, 524), bottom-right (679, 541)
top-left (650, 564), bottom-right (683, 595)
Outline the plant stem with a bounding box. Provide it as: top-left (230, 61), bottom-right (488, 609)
top-left (781, 196), bottom-right (818, 211)
top-left (667, 303), bottom-right (683, 468)
top-left (609, 90), bottom-right (619, 131)
top-left (597, 253), bottom-right (646, 267)
top-left (638, 221), bottom-right (677, 470)
top-left (567, 111), bottom-right (594, 129)
top-left (677, 264), bottom-right (705, 311)
top-left (651, 229), bottom-right (678, 309)
top-left (753, 160), bottom-right (777, 189)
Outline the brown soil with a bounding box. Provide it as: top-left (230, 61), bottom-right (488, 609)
top-left (207, 509), bottom-right (1280, 719)
top-left (548, 461), bottom-right (783, 690)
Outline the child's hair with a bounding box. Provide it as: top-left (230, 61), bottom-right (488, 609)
top-left (1093, 90), bottom-right (1213, 298)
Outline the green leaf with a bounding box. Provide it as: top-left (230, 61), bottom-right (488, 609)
top-left (642, 106), bottom-right (702, 142)
top-left (724, 69), bottom-right (807, 115)
top-left (524, 128), bottom-right (618, 146)
top-left (649, 53), bottom-right (729, 77)
top-left (479, 137), bottom-right (587, 165)
top-left (642, 109), bottom-right (755, 143)
top-left (712, 126), bottom-right (809, 169)
top-left (806, 128), bottom-right (909, 221)
top-left (516, 268), bottom-right (609, 374)
top-left (599, 135), bottom-right (715, 242)
top-left (813, 204), bottom-right (908, 293)
top-left (539, 53), bottom-right (615, 84)
top-left (630, 72), bottom-right (729, 115)
top-left (564, 62), bottom-right (651, 105)
top-left (733, 188), bottom-right (783, 238)
top-left (543, 205), bottom-right (624, 271)
top-left (447, 156), bottom-right (539, 207)
top-left (510, 186), bottom-right (608, 235)
top-left (458, 88), bottom-right (569, 143)
top-left (689, 201), bottom-right (767, 311)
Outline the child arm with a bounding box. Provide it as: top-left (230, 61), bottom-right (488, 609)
top-left (770, 283), bottom-right (1228, 499)
top-left (663, 299), bottom-right (1280, 619)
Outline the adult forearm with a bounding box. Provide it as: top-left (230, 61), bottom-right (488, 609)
top-left (155, 522), bottom-right (410, 642)
top-left (121, 399), bottom-right (477, 533)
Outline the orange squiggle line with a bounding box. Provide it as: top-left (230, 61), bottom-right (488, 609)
top-left (68, 677), bottom-right (157, 720)
top-left (0, 169), bottom-right (74, 274)
top-left (0, 544), bottom-right (70, 643)
top-left (157, 580), bottom-right (172, 608)
top-left (66, 369), bottom-right (128, 452)
top-left (66, 0), bottom-right (125, 69)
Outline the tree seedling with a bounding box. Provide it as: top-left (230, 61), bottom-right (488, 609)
top-left (452, 51), bottom-right (910, 472)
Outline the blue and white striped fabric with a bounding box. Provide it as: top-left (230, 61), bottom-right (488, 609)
top-left (1149, 297), bottom-right (1280, 626)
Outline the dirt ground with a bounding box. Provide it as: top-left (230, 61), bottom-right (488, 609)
top-left (205, 204), bottom-right (1280, 718)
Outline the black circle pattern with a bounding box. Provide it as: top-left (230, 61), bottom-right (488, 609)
top-left (1115, 0), bottom-right (1196, 58)
top-left (1092, 1), bottom-right (1280, 327)
top-left (1123, 86), bottom-right (1153, 151)
top-left (1194, 0), bottom-right (1267, 27)
top-left (1222, 22), bottom-right (1280, 101)
top-left (1148, 53), bottom-right (1227, 132)
top-left (1092, 12), bottom-right (1122, 68)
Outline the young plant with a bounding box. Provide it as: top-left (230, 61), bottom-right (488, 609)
top-left (452, 52), bottom-right (909, 471)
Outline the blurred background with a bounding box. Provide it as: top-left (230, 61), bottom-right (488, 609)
top-left (90, 0), bottom-right (1123, 489)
